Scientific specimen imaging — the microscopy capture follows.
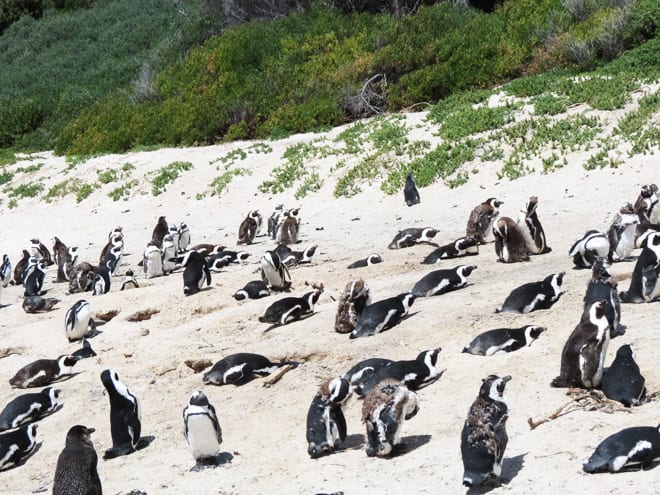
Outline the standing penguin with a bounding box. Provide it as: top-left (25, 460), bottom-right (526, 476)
top-left (267, 204), bottom-right (284, 239)
top-left (53, 425), bottom-right (102, 495)
top-left (151, 215), bottom-right (169, 248)
top-left (551, 300), bottom-right (610, 389)
top-left (0, 254), bottom-right (11, 287)
top-left (183, 391), bottom-right (223, 468)
top-left (0, 387), bottom-right (60, 431)
top-left (607, 202), bottom-right (639, 262)
top-left (276, 208), bottom-right (301, 245)
top-left (30, 238), bottom-right (53, 266)
top-left (569, 230), bottom-right (610, 269)
top-left (518, 196), bottom-right (551, 254)
top-left (583, 424), bottom-right (660, 473)
top-left (53, 237), bottom-right (77, 282)
top-left (0, 423), bottom-right (39, 471)
top-left (100, 369), bottom-right (142, 459)
top-left (403, 172), bottom-right (420, 206)
top-left (260, 251), bottom-right (291, 291)
top-left (411, 265), bottom-right (476, 297)
top-left (306, 378), bottom-right (351, 458)
top-left (178, 222), bottom-right (191, 253)
top-left (161, 234), bottom-right (178, 275)
top-left (22, 257), bottom-right (45, 297)
top-left (143, 244), bottom-right (164, 279)
top-left (91, 266), bottom-right (111, 295)
top-left (362, 378), bottom-right (420, 457)
top-left (496, 272), bottom-right (565, 314)
top-left (349, 293), bottom-right (415, 339)
top-left (634, 183), bottom-right (659, 223)
top-left (582, 260), bottom-right (623, 338)
top-left (65, 300), bottom-right (95, 342)
top-left (601, 344), bottom-right (646, 407)
top-left (120, 270), bottom-right (139, 291)
top-left (335, 278), bottom-right (371, 334)
top-left (238, 210), bottom-right (263, 245)
top-left (619, 231), bottom-right (660, 303)
top-left (466, 198), bottom-right (503, 244)
top-left (13, 249), bottom-right (30, 286)
top-left (492, 217), bottom-right (529, 263)
top-left (179, 250), bottom-right (211, 296)
top-left (461, 374), bottom-right (511, 488)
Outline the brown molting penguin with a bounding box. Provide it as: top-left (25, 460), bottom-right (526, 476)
top-left (276, 208), bottom-right (301, 245)
top-left (238, 210), bottom-right (263, 245)
top-left (607, 202), bottom-right (639, 262)
top-left (493, 217), bottom-right (529, 263)
top-left (634, 183), bottom-right (659, 224)
top-left (151, 215), bottom-right (169, 248)
top-left (53, 425), bottom-right (102, 495)
top-left (466, 198), bottom-right (503, 244)
top-left (12, 249), bottom-right (30, 286)
top-left (68, 262), bottom-right (96, 294)
top-left (335, 278), bottom-right (371, 334)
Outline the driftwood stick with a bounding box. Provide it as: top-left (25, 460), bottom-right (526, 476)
top-left (262, 364), bottom-right (294, 387)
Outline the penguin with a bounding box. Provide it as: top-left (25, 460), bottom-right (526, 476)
top-left (101, 245), bottom-right (122, 277)
top-left (335, 278), bottom-right (371, 334)
top-left (620, 231), bottom-right (660, 303)
top-left (462, 325), bottom-right (546, 356)
top-left (0, 423), bottom-right (38, 471)
top-left (9, 355), bottom-right (80, 388)
top-left (350, 293), bottom-right (415, 339)
top-left (492, 217), bottom-right (530, 263)
top-left (461, 374), bottom-right (511, 488)
top-left (189, 243), bottom-right (226, 256)
top-left (362, 378), bottom-right (420, 457)
top-left (357, 348), bottom-right (442, 397)
top-left (466, 198), bottom-right (503, 244)
top-left (608, 202), bottom-right (639, 262)
top-left (274, 244), bottom-right (317, 267)
top-left (177, 222), bottom-right (191, 253)
top-left (403, 172), bottom-right (420, 207)
top-left (53, 425), bottom-right (102, 495)
top-left (267, 204), bottom-right (284, 239)
top-left (120, 270), bottom-right (139, 290)
top-left (233, 280), bottom-right (270, 301)
top-left (411, 265), bottom-right (476, 297)
top-left (183, 391), bottom-right (223, 467)
top-left (161, 234), bottom-right (178, 275)
top-left (52, 235), bottom-right (69, 265)
top-left (342, 358), bottom-right (393, 393)
top-left (98, 234), bottom-right (123, 268)
top-left (202, 353), bottom-right (299, 386)
top-left (100, 369), bottom-right (142, 459)
top-left (388, 227), bottom-right (438, 249)
top-left (260, 250), bottom-right (291, 291)
top-left (168, 223), bottom-right (180, 252)
top-left (0, 387), bottom-right (60, 431)
top-left (306, 378), bottom-right (351, 458)
top-left (601, 344), bottom-right (646, 407)
top-left (634, 183), bottom-right (659, 224)
top-left (22, 257), bottom-right (45, 297)
top-left (151, 215), bottom-right (169, 248)
top-left (238, 210), bottom-right (262, 244)
top-left (208, 250), bottom-right (250, 270)
top-left (551, 300), bottom-right (610, 389)
top-left (72, 338), bottom-right (97, 360)
top-left (68, 262), bottom-right (96, 294)
top-left (582, 424), bottom-right (660, 473)
top-left (259, 289), bottom-right (322, 326)
top-left (347, 254), bottom-right (383, 269)
top-left (65, 300), bottom-right (95, 342)
top-left (180, 250), bottom-right (211, 296)
top-left (0, 254), bottom-right (11, 287)
top-left (569, 230), bottom-right (610, 269)
top-left (91, 265), bottom-right (111, 295)
top-left (12, 249), bottom-right (30, 286)
top-left (53, 237), bottom-right (78, 282)
top-left (276, 208), bottom-right (301, 245)
top-left (22, 295), bottom-right (60, 313)
top-left (143, 244), bottom-right (164, 279)
top-left (496, 272), bottom-right (565, 314)
top-left (30, 238), bottom-right (53, 266)
top-left (421, 236), bottom-right (478, 264)
top-left (582, 259), bottom-right (623, 338)
top-left (518, 196), bottom-right (551, 254)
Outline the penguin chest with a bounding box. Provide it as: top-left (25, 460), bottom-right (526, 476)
top-left (613, 225), bottom-right (636, 260)
top-left (186, 414), bottom-right (221, 458)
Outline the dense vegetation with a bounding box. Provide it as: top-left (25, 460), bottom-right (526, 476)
top-left (0, 0), bottom-right (658, 156)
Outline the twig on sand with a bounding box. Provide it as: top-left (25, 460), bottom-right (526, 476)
top-left (0, 346), bottom-right (24, 359)
top-left (262, 364), bottom-right (294, 387)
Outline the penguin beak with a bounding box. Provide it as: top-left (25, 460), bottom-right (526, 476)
top-left (502, 375), bottom-right (512, 383)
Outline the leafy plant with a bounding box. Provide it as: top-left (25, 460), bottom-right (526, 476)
top-left (150, 161), bottom-right (193, 196)
top-left (108, 179), bottom-right (138, 201)
top-left (209, 167), bottom-right (251, 196)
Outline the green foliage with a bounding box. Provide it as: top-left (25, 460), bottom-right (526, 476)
top-left (0, 169), bottom-right (14, 184)
top-left (295, 172), bottom-right (323, 199)
top-left (150, 161), bottom-right (193, 196)
top-left (74, 181), bottom-right (96, 202)
top-left (533, 94), bottom-right (569, 115)
top-left (439, 105), bottom-right (514, 140)
top-left (209, 167), bottom-right (251, 196)
top-left (108, 179), bottom-right (138, 201)
top-left (5, 180), bottom-right (43, 198)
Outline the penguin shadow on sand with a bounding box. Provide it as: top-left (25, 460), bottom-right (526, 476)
top-left (262, 311), bottom-right (317, 333)
top-left (466, 452), bottom-right (527, 494)
top-left (388, 434), bottom-right (432, 457)
top-left (190, 451), bottom-right (234, 472)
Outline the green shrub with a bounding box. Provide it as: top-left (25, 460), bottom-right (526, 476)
top-left (150, 161), bottom-right (193, 196)
top-left (108, 179), bottom-right (138, 201)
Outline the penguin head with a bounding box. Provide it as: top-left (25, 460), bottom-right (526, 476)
top-left (416, 348), bottom-right (441, 369)
top-left (233, 290), bottom-right (248, 301)
top-left (524, 325), bottom-right (546, 345)
top-left (487, 198), bottom-right (503, 210)
top-left (65, 425), bottom-right (94, 448)
top-left (322, 377), bottom-right (352, 407)
top-left (367, 254), bottom-right (383, 265)
top-left (59, 354), bottom-right (81, 369)
top-left (460, 265), bottom-right (477, 277)
top-left (616, 344), bottom-right (635, 360)
top-left (308, 441), bottom-right (332, 459)
top-left (189, 390), bottom-right (210, 407)
top-left (589, 300), bottom-right (607, 321)
top-left (526, 196), bottom-right (539, 214)
top-left (46, 387), bottom-right (61, 403)
top-left (398, 292), bottom-right (416, 311)
top-left (480, 374), bottom-right (511, 404)
top-left (304, 289), bottom-right (323, 311)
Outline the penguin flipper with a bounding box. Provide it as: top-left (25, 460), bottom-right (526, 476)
top-left (334, 407), bottom-right (347, 443)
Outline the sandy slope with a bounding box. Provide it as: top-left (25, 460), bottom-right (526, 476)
top-left (0, 110), bottom-right (658, 495)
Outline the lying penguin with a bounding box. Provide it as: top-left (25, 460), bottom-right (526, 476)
top-left (462, 325), bottom-right (545, 356)
top-left (258, 290), bottom-right (322, 327)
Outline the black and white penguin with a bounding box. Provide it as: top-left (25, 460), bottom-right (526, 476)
top-left (347, 254), bottom-right (383, 269)
top-left (65, 300), bottom-right (95, 342)
top-left (260, 250), bottom-right (291, 291)
top-left (13, 249), bottom-right (30, 286)
top-left (267, 204), bottom-right (284, 239)
top-left (362, 378), bottom-right (420, 457)
top-left (0, 387), bottom-right (60, 431)
top-left (496, 272), bottom-right (565, 314)
top-left (357, 348), bottom-right (442, 397)
top-left (335, 278), bottom-right (371, 334)
top-left (403, 172), bottom-right (420, 207)
top-left (91, 265), bottom-right (111, 295)
top-left (274, 243), bottom-right (317, 267)
top-left (168, 223), bottom-right (180, 252)
top-left (466, 198), bottom-right (503, 244)
top-left (276, 208), bottom-right (301, 245)
top-left (569, 230), bottom-right (610, 269)
top-left (22, 257), bottom-right (45, 297)
top-left (601, 344), bottom-right (646, 407)
top-left (421, 236), bottom-right (478, 264)
top-left (411, 265), bottom-right (476, 297)
top-left (202, 353), bottom-right (298, 386)
top-left (388, 227), bottom-right (438, 249)
top-left (608, 202), bottom-right (639, 262)
top-left (189, 243), bottom-right (225, 256)
top-left (0, 423), bottom-right (38, 471)
top-left (22, 295), bottom-right (60, 313)
top-left (178, 222), bottom-right (191, 253)
top-left (493, 217), bottom-right (530, 263)
top-left (306, 378), bottom-right (351, 458)
top-left (349, 292), bottom-right (415, 339)
top-left (0, 254), bottom-right (11, 287)
top-left (53, 237), bottom-right (77, 282)
top-left (100, 369), bottom-right (142, 459)
top-left (180, 250), bottom-right (211, 296)
top-left (620, 231), bottom-right (660, 303)
top-left (208, 250), bottom-right (250, 270)
top-left (259, 290), bottom-right (322, 326)
top-left (9, 355), bottom-right (80, 388)
top-left (462, 325), bottom-right (546, 356)
top-left (461, 374), bottom-right (511, 488)
top-left (143, 244), bottom-right (164, 279)
top-left (583, 424), bottom-right (660, 473)
top-left (53, 425), bottom-right (102, 495)
top-left (151, 215), bottom-right (169, 248)
top-left (551, 300), bottom-right (610, 389)
top-left (99, 234), bottom-right (123, 271)
top-left (518, 196), bottom-right (551, 254)
top-left (72, 338), bottom-right (97, 360)
top-left (120, 270), bottom-right (139, 290)
top-left (342, 358), bottom-right (393, 393)
top-left (634, 183), bottom-right (659, 224)
top-left (161, 234), bottom-right (178, 274)
top-left (238, 210), bottom-right (262, 245)
top-left (582, 260), bottom-right (623, 338)
top-left (233, 280), bottom-right (270, 301)
top-left (183, 391), bottom-right (223, 467)
top-left (30, 238), bottom-right (53, 266)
